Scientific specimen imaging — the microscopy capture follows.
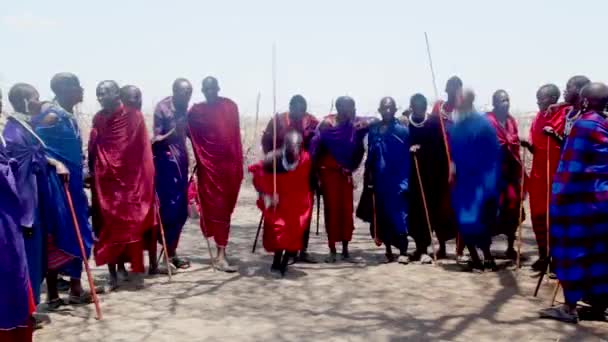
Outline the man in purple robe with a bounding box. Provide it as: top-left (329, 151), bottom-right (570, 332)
top-left (152, 78), bottom-right (193, 269)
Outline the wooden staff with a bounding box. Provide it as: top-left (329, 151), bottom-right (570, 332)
top-left (371, 185), bottom-right (381, 247)
top-left (272, 43), bottom-right (278, 202)
top-left (424, 32), bottom-right (439, 100)
top-left (551, 281), bottom-right (561, 306)
top-left (545, 138), bottom-right (551, 254)
top-left (251, 214), bottom-right (264, 253)
top-left (516, 150), bottom-right (527, 269)
top-left (155, 194), bottom-right (172, 280)
top-left (413, 153), bottom-right (437, 263)
top-left (63, 183), bottom-right (102, 320)
top-left (187, 126), bottom-right (216, 272)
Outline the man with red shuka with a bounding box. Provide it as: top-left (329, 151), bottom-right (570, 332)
top-left (250, 131), bottom-right (313, 276)
top-left (89, 81), bottom-right (157, 289)
top-left (261, 94), bottom-right (319, 264)
top-left (188, 76), bottom-right (243, 272)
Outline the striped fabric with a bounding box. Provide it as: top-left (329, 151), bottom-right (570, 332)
top-left (550, 111), bottom-right (608, 304)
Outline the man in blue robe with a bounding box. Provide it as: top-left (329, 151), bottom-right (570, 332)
top-left (362, 97), bottom-right (411, 263)
top-left (449, 89), bottom-right (500, 272)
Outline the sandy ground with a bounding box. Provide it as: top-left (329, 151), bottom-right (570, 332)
top-left (34, 183), bottom-right (608, 342)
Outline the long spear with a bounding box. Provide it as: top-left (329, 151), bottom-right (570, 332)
top-left (272, 43), bottom-right (278, 201)
top-left (516, 150), bottom-right (527, 270)
top-left (414, 153), bottom-right (437, 263)
top-left (63, 183), bottom-right (102, 320)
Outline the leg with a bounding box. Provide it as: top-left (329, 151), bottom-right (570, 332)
top-left (46, 271), bottom-right (60, 303)
top-left (280, 251), bottom-right (293, 276)
top-left (325, 241), bottom-right (337, 263)
top-left (462, 244), bottom-right (483, 272)
top-left (481, 245), bottom-right (497, 271)
top-left (117, 262), bottom-right (129, 281)
top-left (341, 241), bottom-right (350, 259)
top-left (397, 236), bottom-right (410, 264)
top-left (215, 246), bottom-right (237, 273)
top-left (505, 233), bottom-right (517, 260)
top-left (384, 244), bottom-right (395, 263)
top-left (437, 240), bottom-right (447, 259)
top-left (271, 250), bottom-right (283, 273)
top-left (108, 264), bottom-right (118, 290)
top-left (298, 225), bottom-right (316, 263)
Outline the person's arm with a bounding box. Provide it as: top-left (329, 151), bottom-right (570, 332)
top-left (260, 116), bottom-right (276, 154)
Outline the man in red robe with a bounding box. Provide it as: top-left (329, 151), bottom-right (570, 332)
top-left (89, 81), bottom-right (157, 289)
top-left (250, 131), bottom-right (313, 276)
top-left (520, 84), bottom-right (562, 270)
top-left (310, 96), bottom-right (368, 263)
top-left (430, 76), bottom-right (465, 259)
top-left (485, 90), bottom-right (524, 260)
top-left (188, 76), bottom-right (243, 272)
top-left (260, 95), bottom-right (319, 263)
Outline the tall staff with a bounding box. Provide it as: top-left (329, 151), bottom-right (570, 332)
top-left (63, 183), bottom-right (102, 320)
top-left (516, 150), bottom-right (527, 269)
top-left (272, 43), bottom-right (278, 205)
top-left (413, 153), bottom-right (437, 263)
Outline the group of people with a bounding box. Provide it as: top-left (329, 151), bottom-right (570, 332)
top-left (0, 71), bottom-right (606, 341)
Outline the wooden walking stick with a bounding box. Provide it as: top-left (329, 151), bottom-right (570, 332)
top-left (516, 150), bottom-right (527, 270)
top-left (272, 43), bottom-right (278, 204)
top-left (413, 153), bottom-right (437, 263)
top-left (155, 194), bottom-right (172, 280)
top-left (251, 214), bottom-right (264, 253)
top-left (371, 186), bottom-right (382, 247)
top-left (315, 192), bottom-right (321, 236)
top-left (63, 183), bottom-right (102, 320)
top-left (551, 281), bottom-right (561, 306)
top-left (534, 139), bottom-right (555, 297)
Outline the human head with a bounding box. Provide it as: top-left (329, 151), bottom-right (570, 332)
top-left (96, 80), bottom-right (121, 111)
top-left (50, 72), bottom-right (83, 112)
top-left (378, 97), bottom-right (397, 122)
top-left (445, 76), bottom-right (463, 103)
top-left (335, 96), bottom-right (355, 121)
top-left (492, 89), bottom-right (510, 115)
top-left (564, 75), bottom-right (591, 105)
top-left (8, 83), bottom-right (42, 115)
top-left (409, 93), bottom-right (428, 118)
top-left (283, 130), bottom-right (303, 164)
top-left (172, 78), bottom-right (192, 110)
top-left (289, 95), bottom-right (307, 118)
top-left (581, 82), bottom-right (608, 113)
top-left (457, 88), bottom-right (475, 114)
top-left (202, 76), bottom-right (220, 104)
top-left (536, 84), bottom-right (560, 112)
top-left (120, 85), bottom-right (142, 110)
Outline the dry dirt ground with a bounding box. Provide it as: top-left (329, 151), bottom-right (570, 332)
top-left (34, 183), bottom-right (608, 342)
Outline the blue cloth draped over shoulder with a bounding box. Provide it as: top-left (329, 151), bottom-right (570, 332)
top-left (3, 117), bottom-right (49, 304)
top-left (30, 106), bottom-right (92, 270)
top-left (449, 112), bottom-right (500, 247)
top-left (153, 98), bottom-right (189, 250)
top-left (0, 139), bottom-right (31, 330)
top-left (366, 119), bottom-right (410, 237)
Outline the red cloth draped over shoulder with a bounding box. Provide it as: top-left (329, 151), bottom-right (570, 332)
top-left (249, 152), bottom-right (313, 252)
top-left (188, 97), bottom-right (243, 247)
top-left (527, 103), bottom-right (568, 218)
top-left (89, 105), bottom-right (156, 272)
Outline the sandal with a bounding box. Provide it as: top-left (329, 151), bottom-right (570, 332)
top-left (539, 306), bottom-right (579, 324)
top-left (68, 291), bottom-right (93, 305)
top-left (213, 259), bottom-right (237, 273)
top-left (171, 256), bottom-right (191, 269)
top-left (46, 298), bottom-right (64, 311)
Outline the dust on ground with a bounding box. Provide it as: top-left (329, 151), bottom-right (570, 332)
top-left (34, 182), bottom-right (607, 342)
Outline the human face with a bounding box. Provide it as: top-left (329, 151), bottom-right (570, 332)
top-left (202, 81), bottom-right (219, 104)
top-left (173, 82), bottom-right (192, 109)
top-left (96, 83), bottom-right (121, 111)
top-left (378, 98), bottom-right (397, 122)
top-left (123, 88), bottom-right (142, 110)
top-left (536, 89), bottom-right (555, 112)
top-left (410, 99), bottom-right (427, 118)
top-left (564, 81), bottom-right (580, 104)
top-left (289, 100), bottom-right (307, 118)
top-left (493, 91), bottom-right (510, 114)
top-left (25, 90), bottom-right (42, 116)
top-left (284, 136), bottom-right (303, 164)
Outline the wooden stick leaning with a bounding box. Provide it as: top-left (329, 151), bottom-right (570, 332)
top-left (516, 150), bottom-right (527, 270)
top-left (63, 182), bottom-right (102, 320)
top-left (155, 193), bottom-right (172, 280)
top-left (545, 138), bottom-right (562, 303)
top-left (272, 43), bottom-right (278, 206)
top-left (413, 153), bottom-right (437, 263)
top-left (315, 99), bottom-right (333, 236)
top-left (187, 125), bottom-right (216, 272)
top-left (251, 214), bottom-right (264, 253)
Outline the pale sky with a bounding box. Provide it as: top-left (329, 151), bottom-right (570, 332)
top-left (1, 0), bottom-right (606, 117)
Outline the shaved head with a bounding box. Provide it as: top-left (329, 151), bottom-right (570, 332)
top-left (581, 82), bottom-right (608, 112)
top-left (410, 93), bottom-right (428, 118)
top-left (172, 78), bottom-right (193, 110)
top-left (336, 96), bottom-right (356, 121)
top-left (8, 83), bottom-right (40, 115)
top-left (378, 96), bottom-right (397, 122)
top-left (457, 88), bottom-right (475, 113)
top-left (202, 76), bottom-right (220, 104)
top-left (96, 80), bottom-right (121, 111)
top-left (492, 89), bottom-right (510, 115)
top-left (284, 130), bottom-right (303, 164)
top-left (120, 85), bottom-right (142, 110)
top-left (564, 75), bottom-right (591, 104)
top-left (289, 95), bottom-right (307, 118)
top-left (51, 72), bottom-right (83, 113)
top-left (536, 84), bottom-right (560, 112)
top-left (446, 76), bottom-right (463, 102)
